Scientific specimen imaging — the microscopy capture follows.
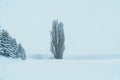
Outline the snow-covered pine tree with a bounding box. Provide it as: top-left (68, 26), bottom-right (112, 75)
top-left (18, 43), bottom-right (26, 60)
top-left (0, 29), bottom-right (26, 59)
top-left (0, 30), bottom-right (13, 57)
top-left (0, 29), bottom-right (21, 58)
top-left (9, 38), bottom-right (19, 58)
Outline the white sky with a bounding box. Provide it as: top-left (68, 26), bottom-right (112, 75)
top-left (0, 0), bottom-right (120, 55)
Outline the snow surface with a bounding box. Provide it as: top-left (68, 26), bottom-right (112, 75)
top-left (0, 56), bottom-right (120, 80)
top-left (0, 0), bottom-right (120, 80)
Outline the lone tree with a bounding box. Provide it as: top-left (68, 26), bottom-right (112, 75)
top-left (50, 20), bottom-right (65, 59)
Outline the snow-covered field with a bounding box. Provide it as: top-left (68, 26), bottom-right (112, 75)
top-left (0, 56), bottom-right (120, 80)
top-left (0, 0), bottom-right (120, 80)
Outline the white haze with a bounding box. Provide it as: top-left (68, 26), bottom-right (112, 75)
top-left (0, 0), bottom-right (120, 56)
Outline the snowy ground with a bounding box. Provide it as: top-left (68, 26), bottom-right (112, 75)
top-left (0, 55), bottom-right (120, 80)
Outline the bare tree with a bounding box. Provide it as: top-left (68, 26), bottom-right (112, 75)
top-left (50, 20), bottom-right (65, 59)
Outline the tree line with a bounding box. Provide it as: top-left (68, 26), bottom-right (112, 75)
top-left (0, 19), bottom-right (65, 60)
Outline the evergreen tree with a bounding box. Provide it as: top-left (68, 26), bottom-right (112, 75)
top-left (0, 29), bottom-right (26, 59)
top-left (9, 38), bottom-right (18, 58)
top-left (0, 30), bottom-right (14, 57)
top-left (18, 43), bottom-right (26, 60)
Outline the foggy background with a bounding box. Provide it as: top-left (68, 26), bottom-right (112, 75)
top-left (0, 0), bottom-right (120, 56)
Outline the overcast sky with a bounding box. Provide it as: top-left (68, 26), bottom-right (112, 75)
top-left (0, 0), bottom-right (120, 55)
